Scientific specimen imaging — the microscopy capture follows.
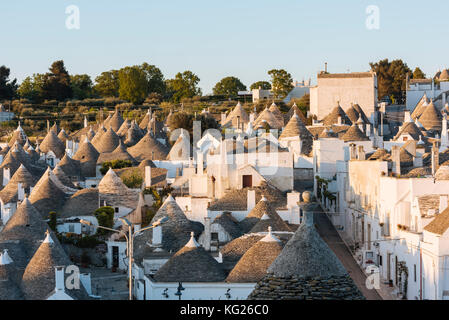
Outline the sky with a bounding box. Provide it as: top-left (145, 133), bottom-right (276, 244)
top-left (1, 0), bottom-right (449, 95)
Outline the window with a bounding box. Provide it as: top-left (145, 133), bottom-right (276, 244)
top-left (378, 255), bottom-right (383, 266)
top-left (403, 137), bottom-right (408, 142)
top-left (69, 224), bottom-right (75, 233)
top-left (211, 233), bottom-right (219, 241)
top-left (115, 207), bottom-right (119, 213)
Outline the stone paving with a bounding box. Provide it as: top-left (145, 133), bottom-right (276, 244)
top-left (313, 208), bottom-right (382, 300)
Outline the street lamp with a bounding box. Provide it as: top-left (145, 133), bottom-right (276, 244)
top-left (174, 282), bottom-right (185, 300)
top-left (80, 216), bottom-right (169, 300)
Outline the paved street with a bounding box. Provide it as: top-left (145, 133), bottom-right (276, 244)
top-left (313, 209), bottom-right (383, 300)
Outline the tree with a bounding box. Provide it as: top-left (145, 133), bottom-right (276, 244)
top-left (94, 70), bottom-right (120, 97)
top-left (140, 63), bottom-right (166, 95)
top-left (369, 59), bottom-right (411, 104)
top-left (268, 69), bottom-right (293, 99)
top-left (18, 74), bottom-right (46, 102)
top-left (213, 76), bottom-right (246, 97)
top-left (71, 74), bottom-right (93, 100)
top-left (166, 71), bottom-right (202, 102)
top-left (94, 206), bottom-right (115, 235)
top-left (48, 211), bottom-right (57, 231)
top-left (412, 67), bottom-right (426, 80)
top-left (167, 112), bottom-right (218, 136)
top-left (250, 81), bottom-right (271, 90)
top-left (0, 66), bottom-right (18, 100)
top-left (118, 66), bottom-right (148, 104)
top-left (41, 60), bottom-right (73, 101)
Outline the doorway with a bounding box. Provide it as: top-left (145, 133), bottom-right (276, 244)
top-left (112, 246), bottom-right (119, 269)
top-left (242, 175), bottom-right (253, 188)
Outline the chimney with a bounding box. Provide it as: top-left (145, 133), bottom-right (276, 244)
top-left (366, 124), bottom-right (371, 137)
top-left (204, 217), bottom-right (211, 251)
top-left (2, 167), bottom-right (10, 186)
top-left (84, 116), bottom-right (88, 128)
top-left (391, 145), bottom-right (401, 175)
top-left (247, 189), bottom-right (256, 212)
top-left (55, 266), bottom-right (65, 292)
top-left (357, 145), bottom-right (366, 160)
top-left (221, 113), bottom-right (226, 125)
top-left (432, 142), bottom-right (440, 176)
top-left (349, 143), bottom-right (357, 160)
top-left (145, 166), bottom-right (152, 188)
top-left (18, 182), bottom-right (25, 201)
top-left (197, 151), bottom-right (204, 174)
top-left (404, 111), bottom-right (412, 123)
top-left (441, 113), bottom-right (449, 151)
top-left (440, 195), bottom-right (448, 213)
top-left (325, 62), bottom-right (328, 73)
top-left (249, 113), bottom-right (255, 123)
top-left (152, 225), bottom-right (162, 246)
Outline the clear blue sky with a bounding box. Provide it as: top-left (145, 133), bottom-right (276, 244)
top-left (1, 0), bottom-right (448, 94)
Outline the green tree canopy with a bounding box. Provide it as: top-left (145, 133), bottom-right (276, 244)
top-left (71, 74), bottom-right (94, 100)
top-left (166, 71), bottom-right (202, 102)
top-left (369, 59), bottom-right (411, 104)
top-left (212, 76), bottom-right (246, 97)
top-left (250, 81), bottom-right (271, 90)
top-left (94, 206), bottom-right (115, 235)
top-left (268, 69), bottom-right (293, 99)
top-left (118, 66), bottom-right (148, 104)
top-left (412, 67), bottom-right (426, 80)
top-left (41, 60), bottom-right (73, 101)
top-left (94, 70), bottom-right (120, 97)
top-left (167, 111), bottom-right (218, 135)
top-left (0, 66), bottom-right (17, 100)
top-left (18, 73), bottom-right (45, 102)
top-left (140, 63), bottom-right (166, 95)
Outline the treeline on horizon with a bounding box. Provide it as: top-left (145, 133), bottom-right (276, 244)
top-left (0, 58), bottom-right (428, 106)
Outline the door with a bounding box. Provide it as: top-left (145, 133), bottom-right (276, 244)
top-left (242, 175), bottom-right (253, 188)
top-left (112, 246), bottom-right (119, 268)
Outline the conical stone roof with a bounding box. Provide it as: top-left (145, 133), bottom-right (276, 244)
top-left (107, 109), bottom-right (124, 132)
top-left (21, 231), bottom-right (73, 300)
top-left (322, 104), bottom-right (352, 126)
top-left (153, 232), bottom-right (226, 283)
top-left (127, 132), bottom-right (169, 161)
top-left (279, 111), bottom-right (314, 154)
top-left (240, 196), bottom-right (291, 233)
top-left (418, 100), bottom-right (442, 131)
top-left (72, 138), bottom-right (99, 177)
top-left (0, 198), bottom-right (50, 257)
top-left (0, 164), bottom-right (37, 204)
top-left (39, 130), bottom-right (65, 159)
top-left (340, 124), bottom-right (370, 142)
top-left (28, 169), bottom-right (72, 217)
top-left (93, 127), bottom-right (120, 153)
top-left (248, 206), bottom-right (364, 300)
top-left (226, 227), bottom-right (283, 283)
top-left (97, 140), bottom-right (136, 164)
